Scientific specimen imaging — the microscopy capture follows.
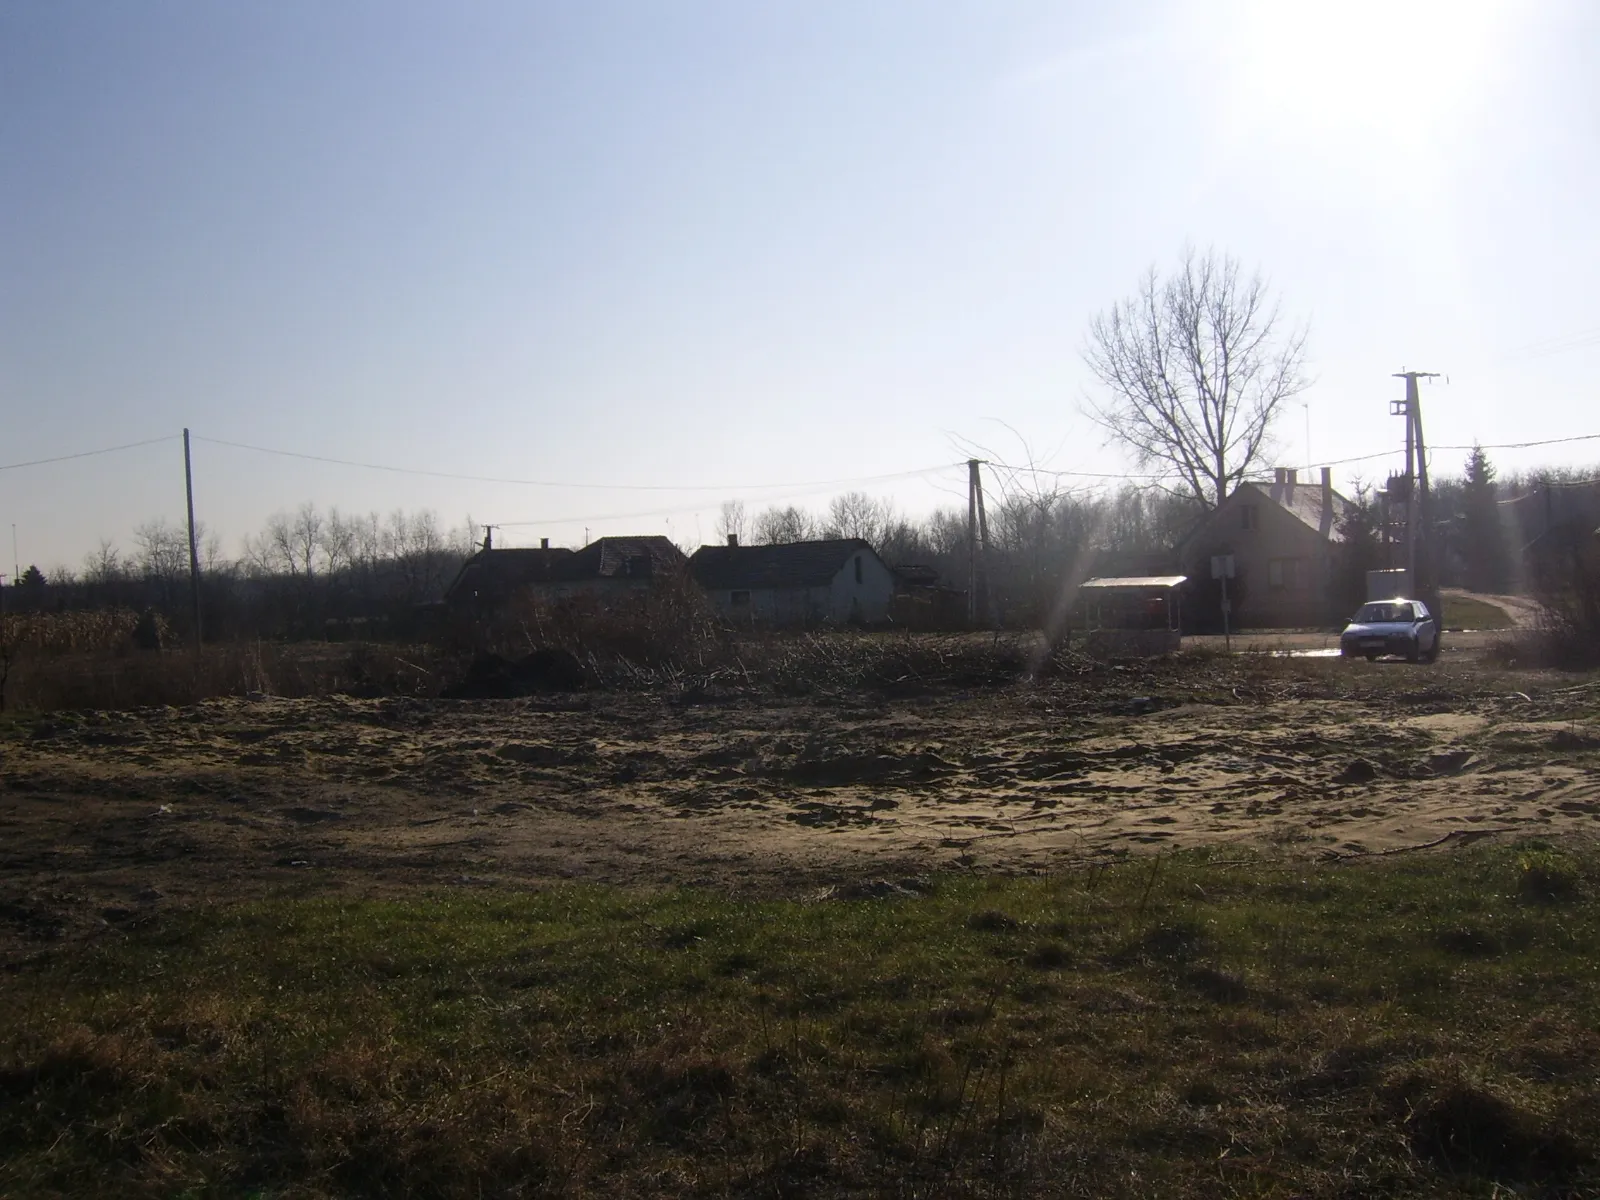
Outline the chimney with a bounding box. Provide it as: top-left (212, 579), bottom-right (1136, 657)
top-left (1321, 466), bottom-right (1332, 515)
top-left (1274, 468), bottom-right (1287, 485)
top-left (540, 537), bottom-right (549, 550)
top-left (1287, 468), bottom-right (1297, 486)
top-left (727, 533), bottom-right (739, 547)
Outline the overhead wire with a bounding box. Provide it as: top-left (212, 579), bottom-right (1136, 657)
top-left (0, 435), bottom-right (178, 473)
top-left (494, 464), bottom-right (965, 528)
top-left (192, 434), bottom-right (963, 494)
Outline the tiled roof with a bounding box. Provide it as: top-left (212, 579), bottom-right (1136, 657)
top-left (444, 536), bottom-right (688, 605)
top-left (564, 536), bottom-right (687, 580)
top-left (1257, 478), bottom-right (1354, 541)
top-left (689, 539), bottom-right (873, 591)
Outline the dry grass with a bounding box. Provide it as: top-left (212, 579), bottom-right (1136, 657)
top-left (0, 610), bottom-right (171, 654)
top-left (0, 641), bottom-right (450, 713)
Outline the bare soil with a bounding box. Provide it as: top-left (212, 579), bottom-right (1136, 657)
top-left (3, 649), bottom-right (1598, 957)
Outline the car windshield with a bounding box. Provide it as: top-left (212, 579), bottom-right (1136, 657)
top-left (1355, 602), bottom-right (1412, 623)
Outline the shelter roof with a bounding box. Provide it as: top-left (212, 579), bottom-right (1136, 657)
top-left (1080, 575), bottom-right (1188, 590)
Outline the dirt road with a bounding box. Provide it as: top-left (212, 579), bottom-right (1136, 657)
top-left (4, 651), bottom-right (1598, 954)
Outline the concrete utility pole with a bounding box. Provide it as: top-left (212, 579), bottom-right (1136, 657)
top-left (183, 429), bottom-right (203, 649)
top-left (1391, 371), bottom-right (1440, 609)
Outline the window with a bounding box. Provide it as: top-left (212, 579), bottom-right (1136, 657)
top-left (1267, 558), bottom-right (1305, 590)
top-left (730, 590), bottom-right (751, 606)
top-left (854, 555), bottom-right (863, 584)
top-left (1241, 505), bottom-right (1259, 531)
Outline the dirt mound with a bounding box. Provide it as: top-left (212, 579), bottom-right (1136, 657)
top-left (443, 649), bottom-right (586, 698)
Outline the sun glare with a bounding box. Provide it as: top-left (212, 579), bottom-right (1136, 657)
top-left (1225, 0), bottom-right (1507, 143)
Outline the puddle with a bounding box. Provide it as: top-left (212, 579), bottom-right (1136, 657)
top-left (1264, 648), bottom-right (1342, 658)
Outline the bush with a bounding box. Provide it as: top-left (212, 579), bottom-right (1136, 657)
top-left (1519, 850), bottom-right (1582, 904)
top-left (1524, 526), bottom-right (1600, 667)
top-left (448, 570), bottom-right (728, 688)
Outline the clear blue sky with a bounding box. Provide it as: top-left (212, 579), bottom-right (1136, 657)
top-left (3, 0), bottom-right (1597, 570)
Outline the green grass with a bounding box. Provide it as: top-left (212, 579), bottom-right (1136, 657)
top-left (1441, 595), bottom-right (1516, 630)
top-left (5, 846), bottom-right (1600, 1197)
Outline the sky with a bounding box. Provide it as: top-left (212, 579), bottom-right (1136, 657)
top-left (3, 0), bottom-right (1598, 572)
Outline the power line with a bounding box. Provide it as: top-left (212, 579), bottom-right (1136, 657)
top-left (1306, 432), bottom-right (1600, 472)
top-left (985, 431), bottom-right (1600, 486)
top-left (1501, 325), bottom-right (1600, 362)
top-left (0, 435), bottom-right (177, 473)
top-left (985, 461), bottom-right (1169, 482)
top-left (193, 434), bottom-right (962, 494)
top-left (495, 464), bottom-right (963, 528)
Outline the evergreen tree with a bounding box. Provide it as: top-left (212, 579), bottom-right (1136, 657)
top-left (1460, 446), bottom-right (1510, 593)
top-left (1333, 486), bottom-right (1383, 616)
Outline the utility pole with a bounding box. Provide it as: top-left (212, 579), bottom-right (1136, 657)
top-left (1391, 371), bottom-right (1440, 609)
top-left (183, 429), bottom-right (203, 650)
top-left (966, 460), bottom-right (978, 626)
top-left (966, 459), bottom-right (992, 627)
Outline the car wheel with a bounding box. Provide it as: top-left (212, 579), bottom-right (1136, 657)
top-left (1365, 653), bottom-right (1379, 662)
top-left (1406, 638), bottom-right (1420, 663)
top-left (1422, 636), bottom-right (1440, 664)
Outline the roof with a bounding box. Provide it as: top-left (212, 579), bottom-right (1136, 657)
top-left (689, 539), bottom-right (876, 591)
top-left (444, 536), bottom-right (687, 606)
top-left (1080, 576), bottom-right (1188, 590)
top-left (444, 547), bottom-right (575, 605)
top-left (1255, 477), bottom-right (1353, 540)
top-left (563, 536), bottom-right (687, 580)
top-left (1176, 473), bottom-right (1355, 554)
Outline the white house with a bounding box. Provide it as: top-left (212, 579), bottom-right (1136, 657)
top-left (688, 537), bottom-right (897, 625)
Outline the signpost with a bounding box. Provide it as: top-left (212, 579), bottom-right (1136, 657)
top-left (1211, 555), bottom-right (1235, 652)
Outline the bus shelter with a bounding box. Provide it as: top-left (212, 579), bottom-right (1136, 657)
top-left (1076, 575), bottom-right (1187, 657)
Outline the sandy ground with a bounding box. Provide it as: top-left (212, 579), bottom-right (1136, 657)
top-left (3, 645), bottom-right (1599, 955)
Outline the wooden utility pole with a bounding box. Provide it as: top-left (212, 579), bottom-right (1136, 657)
top-left (183, 428), bottom-right (203, 649)
top-left (966, 459), bottom-right (992, 627)
top-left (966, 460), bottom-right (978, 625)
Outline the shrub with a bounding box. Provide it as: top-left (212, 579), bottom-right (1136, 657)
top-left (1519, 850), bottom-right (1582, 904)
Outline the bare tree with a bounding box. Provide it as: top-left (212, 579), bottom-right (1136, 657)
top-left (133, 519), bottom-right (189, 587)
top-left (83, 539), bottom-right (125, 584)
top-left (715, 500), bottom-right (748, 545)
top-left (824, 491), bottom-right (892, 545)
top-left (290, 503), bottom-right (324, 578)
top-left (1083, 247), bottom-right (1309, 509)
top-left (753, 505), bottom-right (820, 545)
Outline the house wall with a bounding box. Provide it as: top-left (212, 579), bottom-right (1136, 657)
top-left (1182, 485), bottom-right (1341, 628)
top-left (706, 549), bottom-right (896, 626)
top-left (826, 549), bottom-right (896, 623)
top-left (524, 579), bottom-right (657, 603)
top-left (710, 585), bottom-right (831, 625)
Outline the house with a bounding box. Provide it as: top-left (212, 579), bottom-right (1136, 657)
top-left (443, 542), bottom-right (574, 611)
top-left (888, 564), bottom-right (968, 630)
top-left (1177, 467), bottom-right (1354, 628)
top-left (444, 535), bottom-right (688, 611)
top-left (555, 536), bottom-right (688, 596)
top-left (688, 536), bottom-right (897, 626)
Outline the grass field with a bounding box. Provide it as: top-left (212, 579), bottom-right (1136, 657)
top-left (5, 843), bottom-right (1598, 1198)
top-left (1439, 595), bottom-right (1516, 631)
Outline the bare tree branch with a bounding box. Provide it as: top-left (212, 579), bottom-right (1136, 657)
top-left (1082, 247), bottom-right (1309, 509)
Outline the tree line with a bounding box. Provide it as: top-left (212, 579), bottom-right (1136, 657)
top-left (5, 452), bottom-right (1597, 639)
top-left (9, 507), bottom-right (477, 641)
